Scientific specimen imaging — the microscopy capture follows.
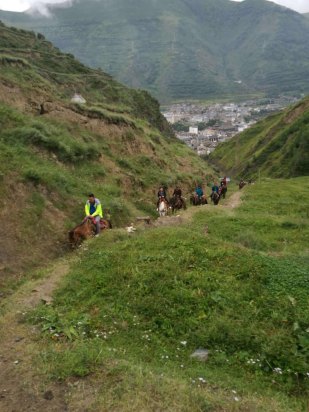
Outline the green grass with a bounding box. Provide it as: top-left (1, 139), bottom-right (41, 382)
top-left (28, 178), bottom-right (309, 410)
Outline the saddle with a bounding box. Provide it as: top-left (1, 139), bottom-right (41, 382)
top-left (88, 216), bottom-right (110, 230)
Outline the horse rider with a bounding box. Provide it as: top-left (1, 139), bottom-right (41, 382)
top-left (85, 193), bottom-right (103, 236)
top-left (157, 186), bottom-right (168, 210)
top-left (211, 182), bottom-right (219, 200)
top-left (173, 186), bottom-right (182, 198)
top-left (195, 184), bottom-right (204, 200)
top-left (221, 176), bottom-right (227, 186)
top-left (173, 186), bottom-right (186, 208)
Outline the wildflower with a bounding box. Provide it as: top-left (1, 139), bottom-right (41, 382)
top-left (180, 341), bottom-right (187, 346)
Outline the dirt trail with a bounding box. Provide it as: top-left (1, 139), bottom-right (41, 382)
top-left (220, 190), bottom-right (242, 209)
top-left (0, 190), bottom-right (243, 411)
top-left (0, 260), bottom-right (71, 411)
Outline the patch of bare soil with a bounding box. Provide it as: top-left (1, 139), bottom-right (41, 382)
top-left (0, 178), bottom-right (69, 290)
top-left (0, 261), bottom-right (70, 412)
top-left (284, 99), bottom-right (309, 124)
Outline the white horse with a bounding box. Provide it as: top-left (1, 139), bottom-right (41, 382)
top-left (158, 198), bottom-right (168, 217)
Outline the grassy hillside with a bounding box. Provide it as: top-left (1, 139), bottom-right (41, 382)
top-left (23, 178), bottom-right (309, 410)
top-left (0, 23), bottom-right (213, 290)
top-left (1, 0), bottom-right (309, 102)
top-left (209, 96), bottom-right (309, 178)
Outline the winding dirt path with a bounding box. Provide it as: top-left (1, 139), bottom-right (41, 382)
top-left (0, 189), bottom-right (243, 411)
top-left (0, 261), bottom-right (71, 411)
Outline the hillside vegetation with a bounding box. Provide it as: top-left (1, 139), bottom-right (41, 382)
top-left (210, 96), bottom-right (309, 178)
top-left (1, 0), bottom-right (309, 102)
top-left (21, 178), bottom-right (309, 411)
top-left (0, 23), bottom-right (212, 289)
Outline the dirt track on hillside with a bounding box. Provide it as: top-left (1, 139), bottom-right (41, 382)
top-left (0, 190), bottom-right (243, 411)
top-left (0, 261), bottom-right (70, 411)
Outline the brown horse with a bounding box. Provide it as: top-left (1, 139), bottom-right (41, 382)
top-left (69, 217), bottom-right (112, 247)
top-left (170, 195), bottom-right (186, 213)
top-left (190, 193), bottom-right (208, 206)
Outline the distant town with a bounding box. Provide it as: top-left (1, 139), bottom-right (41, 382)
top-left (162, 95), bottom-right (301, 156)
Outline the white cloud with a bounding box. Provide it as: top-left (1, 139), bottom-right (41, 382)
top-left (0, 0), bottom-right (75, 14)
top-left (231, 0), bottom-right (309, 13)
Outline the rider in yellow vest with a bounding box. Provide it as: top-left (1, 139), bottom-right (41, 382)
top-left (85, 193), bottom-right (103, 235)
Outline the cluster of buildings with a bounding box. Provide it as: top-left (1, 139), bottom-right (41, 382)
top-left (162, 96), bottom-right (300, 156)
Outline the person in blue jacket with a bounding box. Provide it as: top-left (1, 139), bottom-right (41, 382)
top-left (195, 184), bottom-right (204, 199)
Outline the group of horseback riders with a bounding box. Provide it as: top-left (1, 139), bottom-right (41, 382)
top-left (156, 176), bottom-right (228, 211)
top-left (76, 177), bottom-right (228, 243)
top-left (156, 186), bottom-right (185, 210)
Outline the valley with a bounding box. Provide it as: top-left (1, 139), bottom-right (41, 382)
top-left (0, 2), bottom-right (308, 410)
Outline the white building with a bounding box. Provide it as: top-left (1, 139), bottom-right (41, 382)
top-left (189, 126), bottom-right (198, 135)
top-left (71, 93), bottom-right (86, 104)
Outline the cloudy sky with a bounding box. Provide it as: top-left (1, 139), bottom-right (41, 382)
top-left (0, 0), bottom-right (309, 14)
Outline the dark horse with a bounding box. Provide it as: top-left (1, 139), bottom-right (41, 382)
top-left (169, 195), bottom-right (186, 214)
top-left (69, 217), bottom-right (112, 247)
top-left (239, 180), bottom-right (246, 190)
top-left (220, 185), bottom-right (227, 199)
top-left (190, 193), bottom-right (208, 206)
top-left (210, 191), bottom-right (220, 205)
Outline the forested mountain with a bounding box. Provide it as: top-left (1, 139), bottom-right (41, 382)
top-left (1, 0), bottom-right (309, 102)
top-left (0, 22), bottom-right (211, 284)
top-left (210, 96), bottom-right (309, 178)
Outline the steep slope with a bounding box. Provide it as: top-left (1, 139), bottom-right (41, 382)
top-left (18, 178), bottom-right (309, 410)
top-left (1, 0), bottom-right (309, 102)
top-left (0, 23), bottom-right (212, 289)
top-left (209, 96), bottom-right (309, 178)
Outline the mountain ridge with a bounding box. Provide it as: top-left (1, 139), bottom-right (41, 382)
top-left (1, 0), bottom-right (309, 102)
top-left (209, 95), bottom-right (309, 178)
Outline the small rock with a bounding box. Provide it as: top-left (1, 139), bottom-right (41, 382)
top-left (190, 349), bottom-right (209, 362)
top-left (13, 360), bottom-right (19, 365)
top-left (43, 390), bottom-right (54, 400)
top-left (14, 336), bottom-right (24, 343)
